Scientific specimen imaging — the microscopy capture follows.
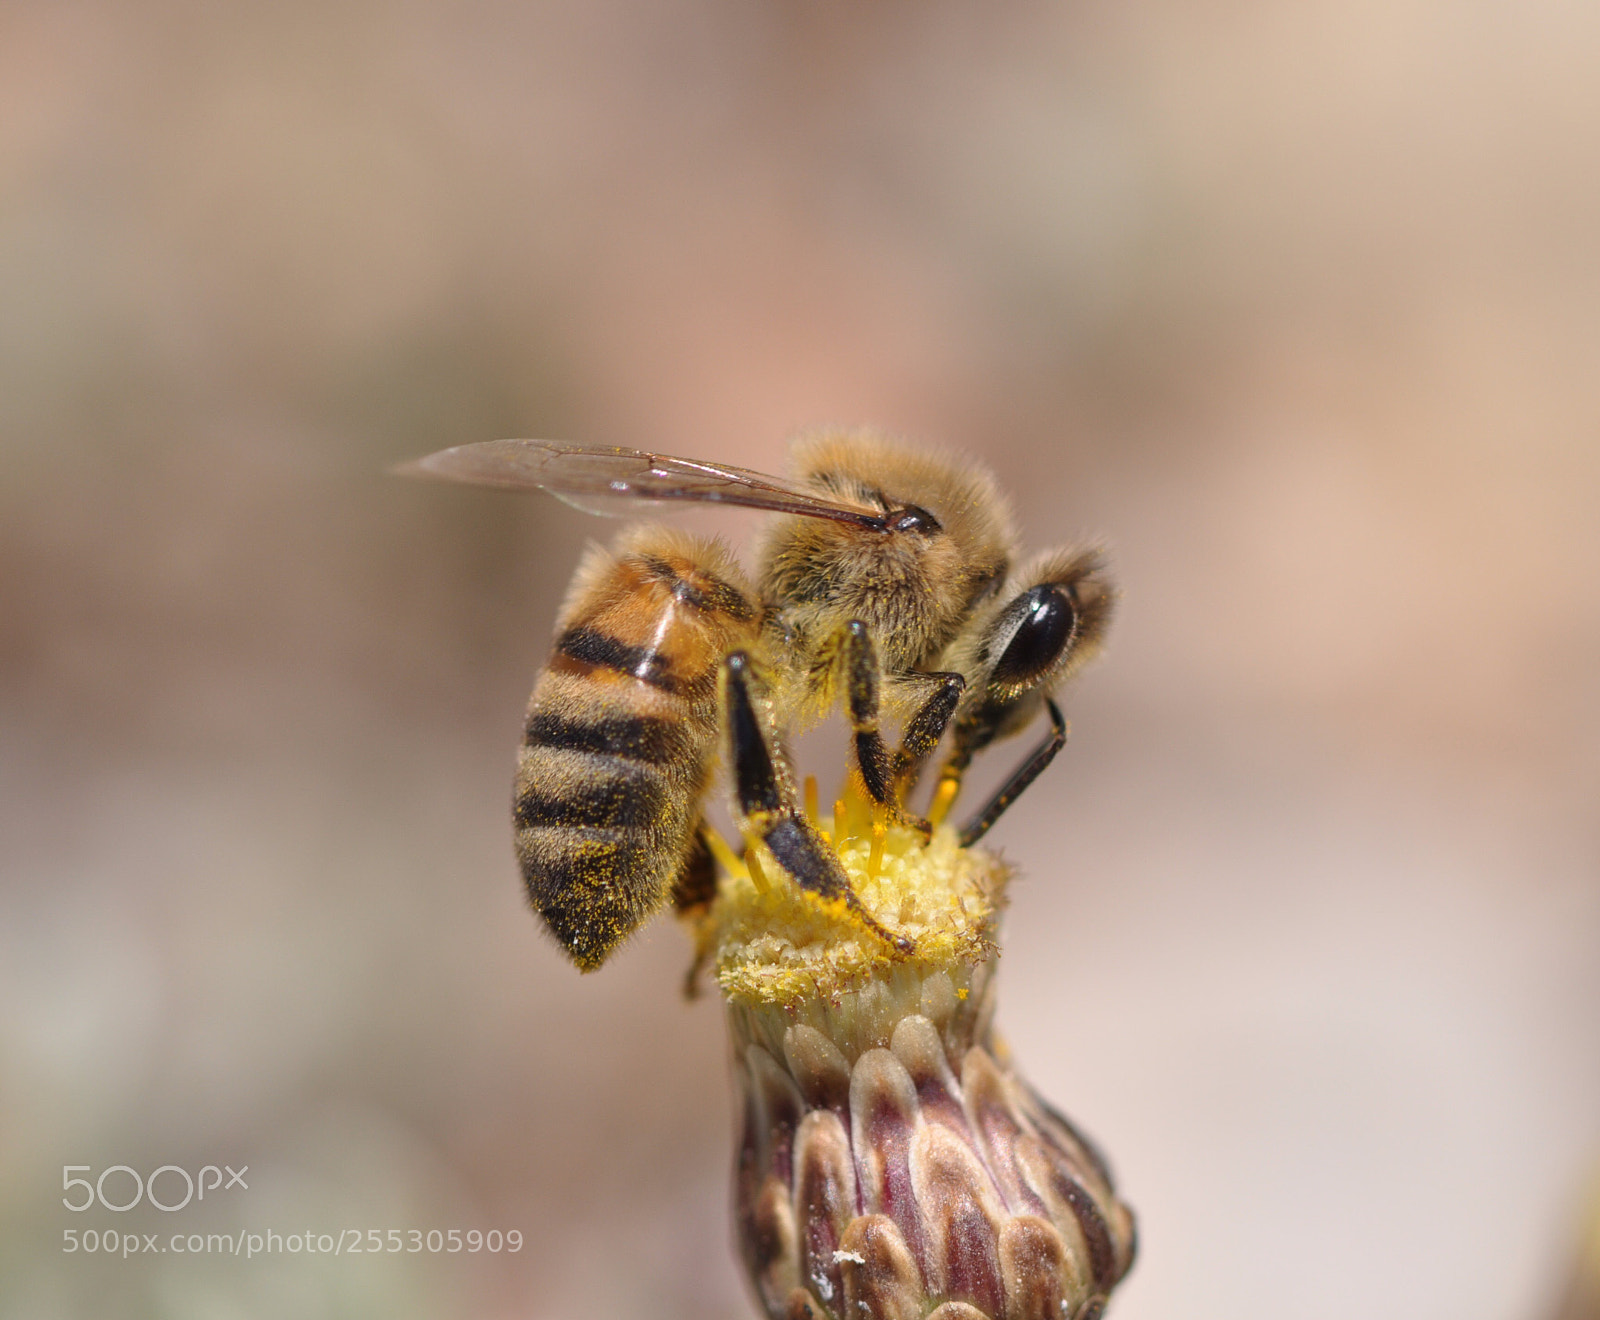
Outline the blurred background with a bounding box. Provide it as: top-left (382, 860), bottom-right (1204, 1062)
top-left (2, 0), bottom-right (1598, 1317)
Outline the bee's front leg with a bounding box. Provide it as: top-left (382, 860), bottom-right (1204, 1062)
top-left (721, 651), bottom-right (912, 954)
top-left (955, 697), bottom-right (1068, 846)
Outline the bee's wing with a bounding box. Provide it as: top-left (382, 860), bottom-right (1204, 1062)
top-left (396, 439), bottom-right (889, 528)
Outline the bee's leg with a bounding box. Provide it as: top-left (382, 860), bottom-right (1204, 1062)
top-left (838, 620), bottom-right (896, 808)
top-left (669, 825), bottom-right (717, 916)
top-left (723, 651), bottom-right (913, 954)
top-left (836, 622), bottom-right (963, 832)
top-left (671, 827), bottom-right (717, 1001)
top-left (930, 696), bottom-right (1021, 827)
top-left (890, 670), bottom-right (966, 793)
top-left (957, 698), bottom-right (1068, 846)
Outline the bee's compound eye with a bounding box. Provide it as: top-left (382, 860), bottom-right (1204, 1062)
top-left (991, 584), bottom-right (1077, 687)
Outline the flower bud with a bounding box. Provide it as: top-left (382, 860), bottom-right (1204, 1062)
top-left (700, 791), bottom-right (1136, 1320)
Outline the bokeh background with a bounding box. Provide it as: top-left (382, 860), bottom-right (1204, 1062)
top-left (3, 1), bottom-right (1598, 1317)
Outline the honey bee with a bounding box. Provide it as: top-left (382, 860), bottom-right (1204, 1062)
top-left (402, 429), bottom-right (1112, 970)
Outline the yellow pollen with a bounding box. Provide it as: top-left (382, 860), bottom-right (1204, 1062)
top-left (804, 775), bottom-right (819, 824)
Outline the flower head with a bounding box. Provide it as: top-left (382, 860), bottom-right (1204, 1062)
top-left (696, 783), bottom-right (1136, 1320)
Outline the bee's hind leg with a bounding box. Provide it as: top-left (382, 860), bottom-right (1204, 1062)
top-left (670, 827), bottom-right (718, 1001)
top-left (669, 825), bottom-right (718, 917)
top-left (836, 620), bottom-right (964, 834)
top-left (721, 651), bottom-right (913, 954)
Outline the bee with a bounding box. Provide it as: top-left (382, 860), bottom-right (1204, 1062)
top-left (402, 429), bottom-right (1112, 970)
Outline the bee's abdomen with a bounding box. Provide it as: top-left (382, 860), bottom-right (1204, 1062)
top-left (551, 626), bottom-right (685, 693)
top-left (515, 769), bottom-right (669, 832)
top-left (515, 687), bottom-right (709, 970)
top-left (513, 535), bottom-right (758, 970)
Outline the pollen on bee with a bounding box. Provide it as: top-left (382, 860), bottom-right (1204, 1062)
top-left (817, 894), bottom-right (851, 923)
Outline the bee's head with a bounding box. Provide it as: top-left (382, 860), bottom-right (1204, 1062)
top-left (938, 545), bottom-right (1115, 753)
top-left (976, 549), bottom-right (1114, 703)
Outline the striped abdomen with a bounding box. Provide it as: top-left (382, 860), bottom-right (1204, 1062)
top-left (515, 528), bottom-right (758, 969)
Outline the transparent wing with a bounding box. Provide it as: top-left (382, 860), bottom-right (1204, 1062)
top-left (395, 439), bottom-right (888, 527)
